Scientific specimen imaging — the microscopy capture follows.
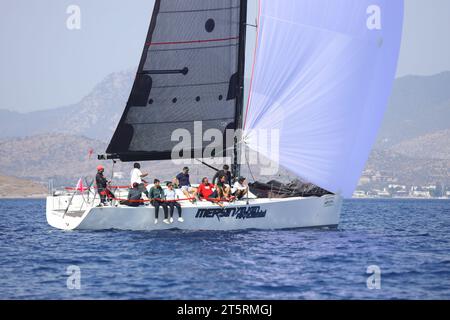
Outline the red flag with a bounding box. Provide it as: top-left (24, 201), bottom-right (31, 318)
top-left (88, 148), bottom-right (94, 159)
top-left (75, 178), bottom-right (84, 192)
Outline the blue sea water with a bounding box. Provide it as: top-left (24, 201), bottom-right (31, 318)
top-left (0, 198), bottom-right (449, 300)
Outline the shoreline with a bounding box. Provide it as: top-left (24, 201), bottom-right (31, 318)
top-left (0, 196), bottom-right (448, 201)
top-left (0, 195), bottom-right (47, 200)
top-left (351, 197), bottom-right (449, 200)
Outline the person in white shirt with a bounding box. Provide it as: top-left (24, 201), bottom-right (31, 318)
top-left (130, 163), bottom-right (149, 197)
top-left (232, 177), bottom-right (249, 200)
top-left (164, 182), bottom-right (183, 223)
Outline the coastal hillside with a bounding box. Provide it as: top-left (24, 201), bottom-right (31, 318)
top-left (0, 71), bottom-right (449, 191)
top-left (0, 133), bottom-right (448, 190)
top-left (365, 149), bottom-right (450, 186)
top-left (0, 175), bottom-right (47, 198)
top-left (0, 134), bottom-right (108, 186)
top-left (377, 71), bottom-right (450, 147)
top-left (389, 129), bottom-right (450, 160)
top-left (0, 134), bottom-right (220, 187)
top-left (1, 71), bottom-right (449, 147)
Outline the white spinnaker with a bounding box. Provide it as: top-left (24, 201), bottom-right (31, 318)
top-left (243, 0), bottom-right (259, 123)
top-left (243, 0), bottom-right (404, 197)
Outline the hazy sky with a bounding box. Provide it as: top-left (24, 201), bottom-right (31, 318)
top-left (1, 0), bottom-right (449, 112)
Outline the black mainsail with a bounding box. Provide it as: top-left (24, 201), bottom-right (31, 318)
top-left (106, 0), bottom-right (247, 172)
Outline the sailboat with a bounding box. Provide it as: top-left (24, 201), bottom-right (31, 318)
top-left (46, 0), bottom-right (404, 231)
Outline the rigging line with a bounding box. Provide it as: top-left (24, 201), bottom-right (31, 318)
top-left (195, 159), bottom-right (220, 172)
top-left (244, 145), bottom-right (256, 183)
top-left (110, 160), bottom-right (116, 185)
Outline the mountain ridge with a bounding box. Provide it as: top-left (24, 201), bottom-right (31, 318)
top-left (0, 70), bottom-right (134, 141)
top-left (0, 70), bottom-right (448, 190)
top-left (377, 71), bottom-right (450, 147)
top-left (1, 70), bottom-right (449, 146)
top-left (390, 129), bottom-right (450, 160)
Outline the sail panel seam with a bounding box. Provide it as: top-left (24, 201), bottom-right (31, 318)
top-left (147, 36), bottom-right (239, 46)
top-left (149, 43), bottom-right (238, 52)
top-left (160, 6), bottom-right (239, 14)
top-left (151, 81), bottom-right (229, 89)
top-left (127, 118), bottom-right (235, 126)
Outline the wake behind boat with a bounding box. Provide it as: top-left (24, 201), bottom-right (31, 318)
top-left (46, 0), bottom-right (403, 231)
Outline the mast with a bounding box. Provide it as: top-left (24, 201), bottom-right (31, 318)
top-left (233, 0), bottom-right (248, 179)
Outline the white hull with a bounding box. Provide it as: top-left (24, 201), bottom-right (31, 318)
top-left (46, 194), bottom-right (342, 231)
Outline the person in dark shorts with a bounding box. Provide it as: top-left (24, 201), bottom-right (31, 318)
top-left (149, 179), bottom-right (169, 224)
top-left (96, 165), bottom-right (114, 206)
top-left (164, 182), bottom-right (183, 223)
top-left (212, 164), bottom-right (233, 186)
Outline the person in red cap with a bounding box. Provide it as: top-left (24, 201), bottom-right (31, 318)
top-left (96, 165), bottom-right (114, 206)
